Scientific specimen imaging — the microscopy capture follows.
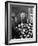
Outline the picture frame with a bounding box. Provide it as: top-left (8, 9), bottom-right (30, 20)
top-left (5, 1), bottom-right (37, 45)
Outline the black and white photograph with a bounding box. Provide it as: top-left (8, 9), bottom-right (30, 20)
top-left (5, 1), bottom-right (37, 45)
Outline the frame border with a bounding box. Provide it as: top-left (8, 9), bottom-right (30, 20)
top-left (5, 1), bottom-right (37, 45)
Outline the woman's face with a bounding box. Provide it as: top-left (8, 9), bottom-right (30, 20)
top-left (20, 12), bottom-right (25, 20)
